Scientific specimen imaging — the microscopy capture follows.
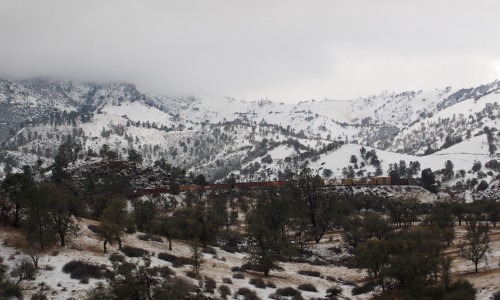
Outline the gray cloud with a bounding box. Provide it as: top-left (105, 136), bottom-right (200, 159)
top-left (0, 0), bottom-right (499, 102)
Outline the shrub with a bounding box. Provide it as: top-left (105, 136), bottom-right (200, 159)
top-left (240, 262), bottom-right (262, 272)
top-left (326, 286), bottom-right (343, 298)
top-left (44, 265), bottom-right (54, 271)
top-left (222, 277), bottom-right (232, 284)
top-left (298, 283), bottom-right (317, 292)
top-left (109, 253), bottom-right (125, 263)
top-left (232, 272), bottom-right (245, 279)
top-left (87, 224), bottom-right (104, 234)
top-left (31, 291), bottom-right (48, 300)
top-left (218, 284), bottom-right (231, 298)
top-left (62, 260), bottom-right (105, 280)
top-left (202, 246), bottom-right (217, 255)
top-left (204, 276), bottom-right (217, 293)
top-left (10, 260), bottom-right (36, 282)
top-left (0, 281), bottom-right (22, 298)
top-left (237, 287), bottom-right (261, 300)
top-left (276, 287), bottom-right (301, 297)
top-left (221, 244), bottom-right (238, 253)
top-left (137, 233), bottom-right (163, 243)
top-left (297, 270), bottom-right (321, 277)
top-left (444, 279), bottom-right (476, 300)
top-left (351, 281), bottom-right (376, 295)
top-left (267, 281), bottom-right (276, 288)
top-left (310, 259), bottom-right (328, 266)
top-left (231, 266), bottom-right (242, 272)
top-left (490, 291), bottom-right (500, 300)
top-left (185, 271), bottom-right (197, 279)
top-left (121, 246), bottom-right (149, 258)
top-left (249, 277), bottom-right (266, 289)
top-left (158, 265), bottom-right (175, 278)
top-left (80, 277), bottom-right (89, 284)
top-left (157, 252), bottom-right (192, 268)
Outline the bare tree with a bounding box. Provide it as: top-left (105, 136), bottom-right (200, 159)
top-left (27, 247), bottom-right (41, 270)
top-left (11, 259), bottom-right (36, 284)
top-left (459, 218), bottom-right (491, 273)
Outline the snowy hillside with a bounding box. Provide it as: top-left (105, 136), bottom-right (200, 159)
top-left (0, 78), bottom-right (499, 189)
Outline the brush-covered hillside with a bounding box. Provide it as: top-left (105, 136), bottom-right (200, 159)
top-left (0, 78), bottom-right (499, 193)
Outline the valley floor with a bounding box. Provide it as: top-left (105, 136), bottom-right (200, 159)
top-left (0, 219), bottom-right (499, 299)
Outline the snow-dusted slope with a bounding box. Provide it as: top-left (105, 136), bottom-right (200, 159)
top-left (0, 78), bottom-right (499, 187)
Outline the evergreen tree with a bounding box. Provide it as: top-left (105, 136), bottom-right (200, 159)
top-left (443, 160), bottom-right (455, 182)
top-left (246, 190), bottom-right (294, 276)
top-left (25, 183), bottom-right (57, 250)
top-left (45, 182), bottom-right (81, 247)
top-left (421, 168), bottom-right (437, 193)
top-left (1, 172), bottom-right (33, 227)
top-left (128, 148), bottom-right (143, 164)
top-left (98, 197), bottom-right (128, 253)
top-left (290, 168), bottom-right (337, 243)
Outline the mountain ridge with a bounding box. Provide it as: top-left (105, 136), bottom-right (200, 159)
top-left (0, 78), bottom-right (499, 191)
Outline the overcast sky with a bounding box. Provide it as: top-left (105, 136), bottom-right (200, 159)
top-left (1, 0), bottom-right (500, 103)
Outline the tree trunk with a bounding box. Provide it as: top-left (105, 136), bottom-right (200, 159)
top-left (103, 240), bottom-right (107, 254)
top-left (38, 220), bottom-right (44, 250)
top-left (14, 205), bottom-right (20, 227)
top-left (167, 236), bottom-right (172, 251)
top-left (117, 236), bottom-right (122, 250)
top-left (60, 232), bottom-right (66, 247)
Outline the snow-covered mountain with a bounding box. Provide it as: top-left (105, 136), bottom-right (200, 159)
top-left (0, 78), bottom-right (499, 190)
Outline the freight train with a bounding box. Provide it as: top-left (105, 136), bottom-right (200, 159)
top-left (134, 176), bottom-right (416, 196)
top-left (324, 177), bottom-right (416, 186)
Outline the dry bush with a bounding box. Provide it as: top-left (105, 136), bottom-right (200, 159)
top-left (10, 259), bottom-right (36, 283)
top-left (233, 273), bottom-right (245, 279)
top-left (220, 244), bottom-right (238, 253)
top-left (62, 260), bottom-right (106, 280)
top-left (157, 252), bottom-right (192, 268)
top-left (276, 287), bottom-right (301, 297)
top-left (109, 253), bottom-right (126, 263)
top-left (232, 272), bottom-right (245, 279)
top-left (326, 286), bottom-right (343, 298)
top-left (204, 276), bottom-right (217, 293)
top-left (351, 281), bottom-right (376, 295)
top-left (218, 284), bottom-right (231, 298)
top-left (87, 224), bottom-right (104, 235)
top-left (298, 283), bottom-right (317, 292)
top-left (44, 265), bottom-right (54, 271)
top-left (249, 277), bottom-right (266, 289)
top-left (237, 287), bottom-right (261, 300)
top-left (202, 246), bottom-right (217, 255)
top-left (185, 270), bottom-right (197, 279)
top-left (121, 245), bottom-right (149, 258)
top-left (158, 265), bottom-right (175, 278)
top-left (137, 233), bottom-right (163, 243)
top-left (297, 270), bottom-right (321, 277)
